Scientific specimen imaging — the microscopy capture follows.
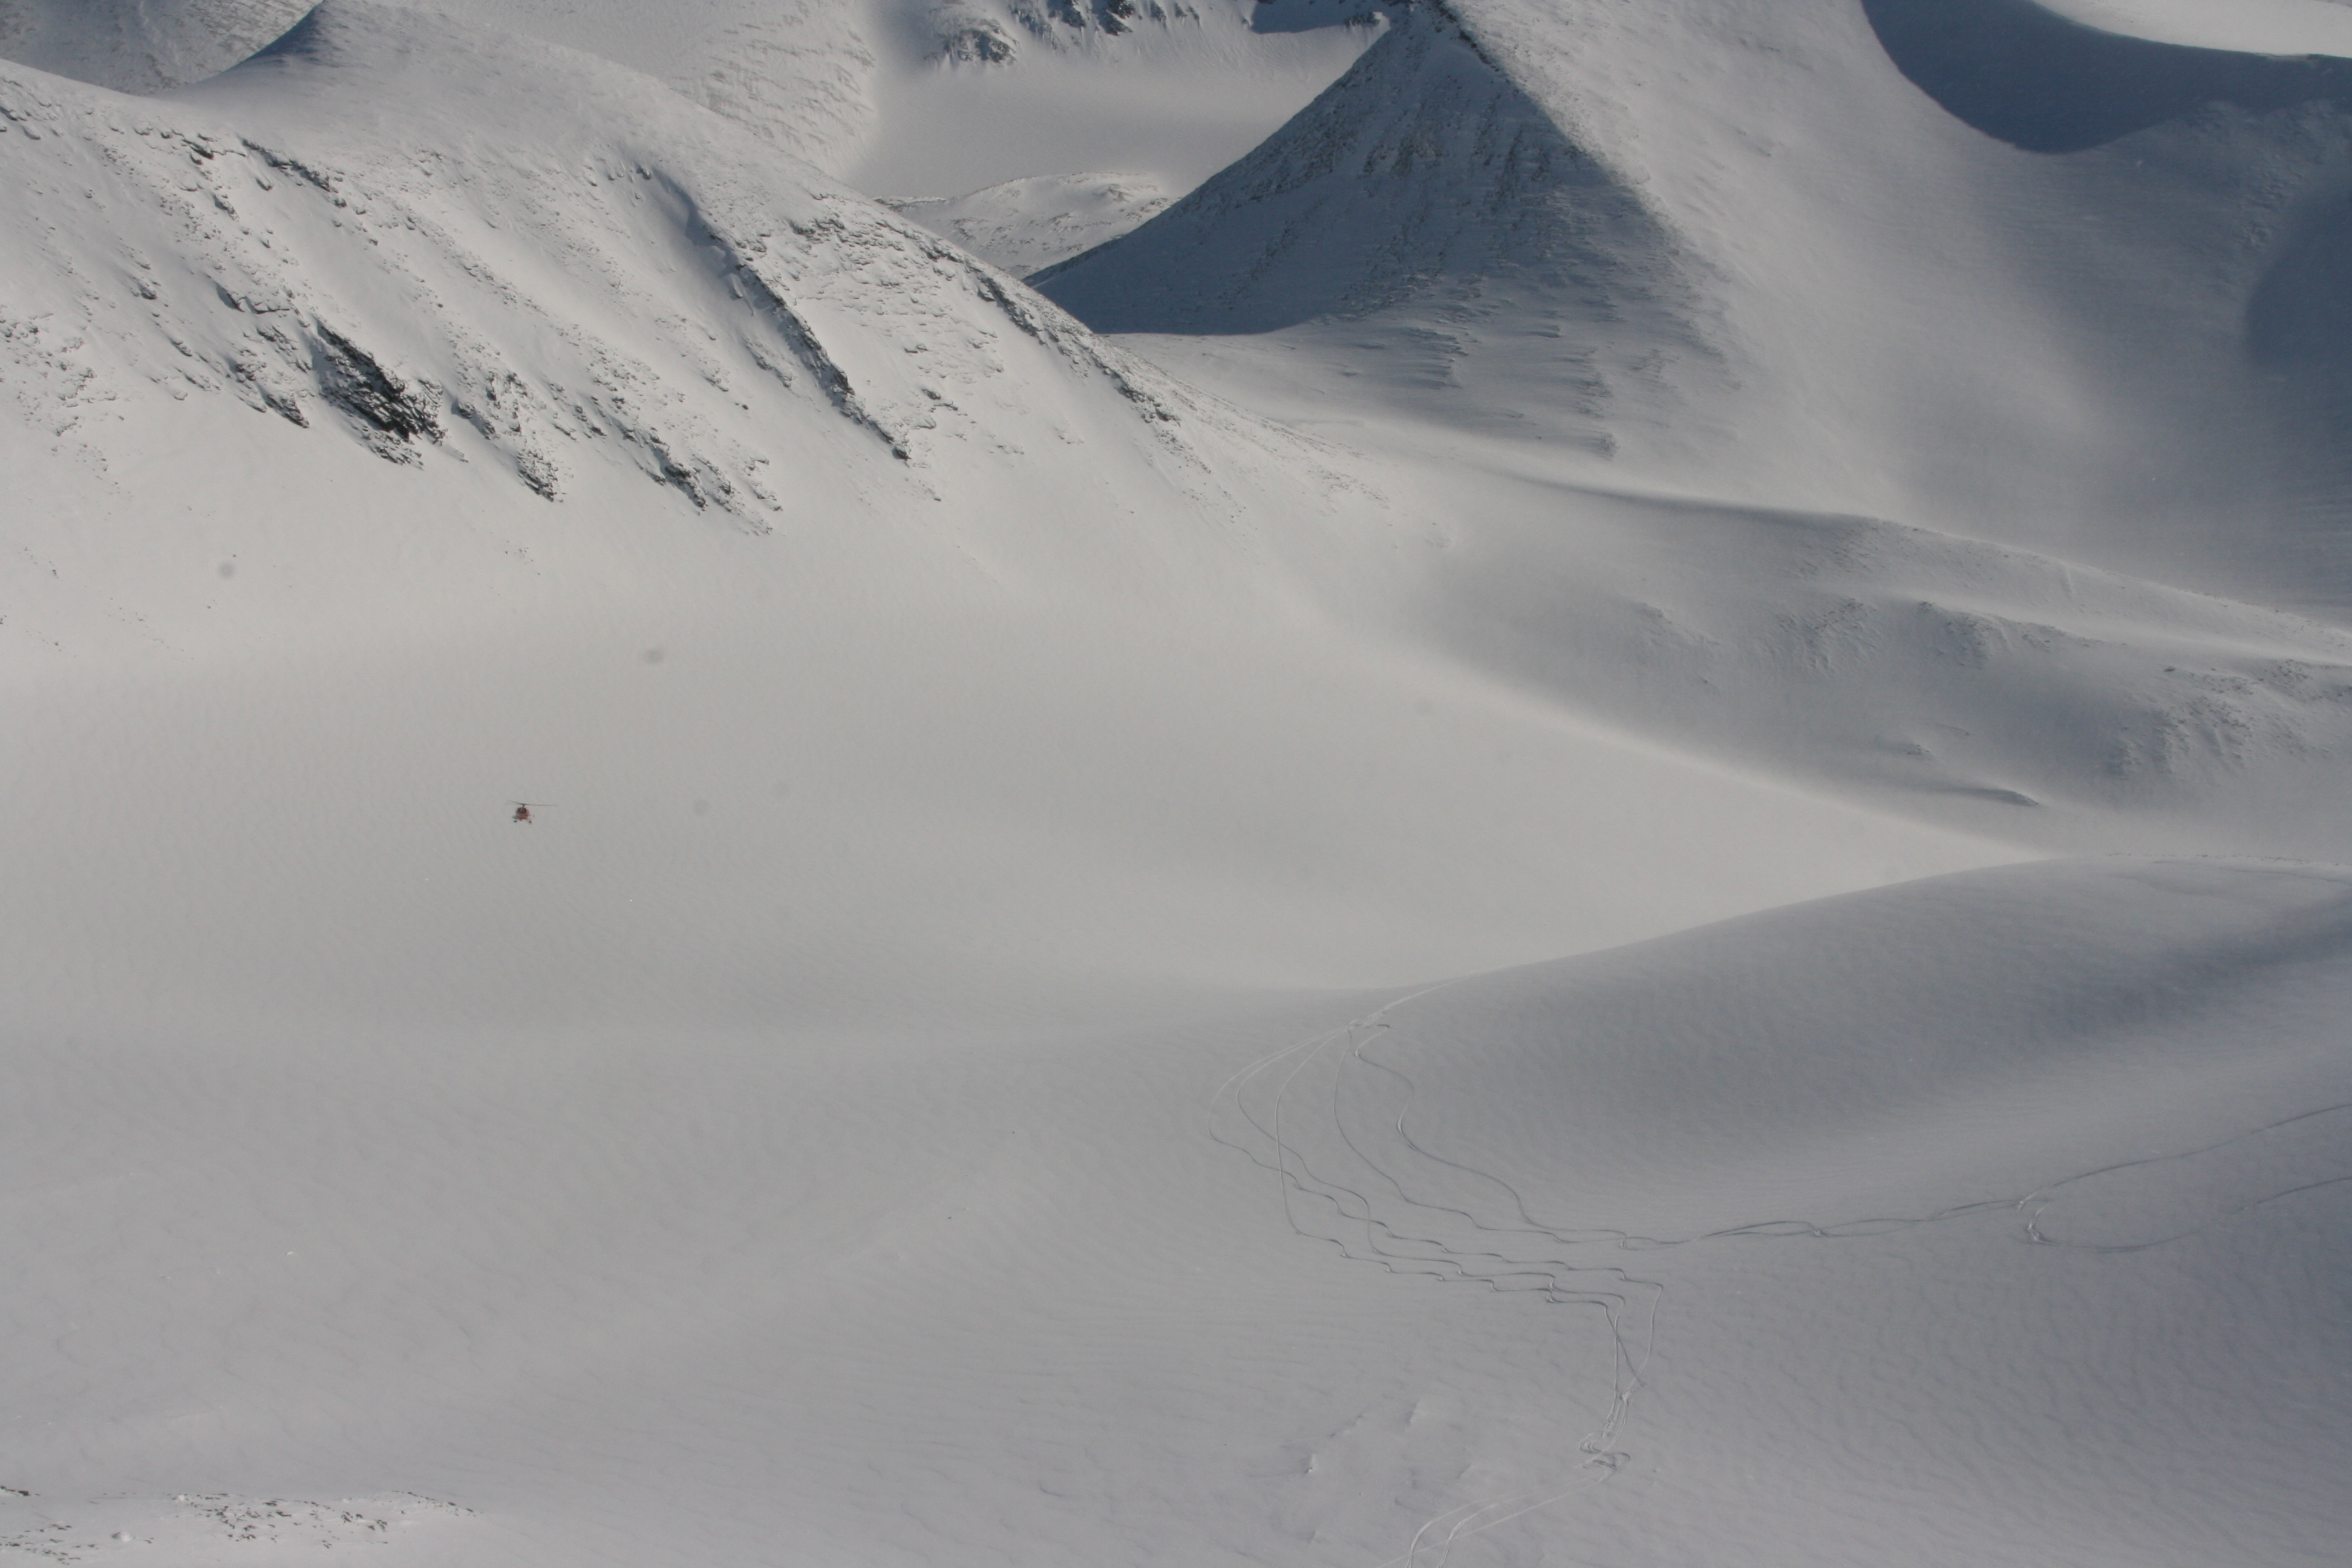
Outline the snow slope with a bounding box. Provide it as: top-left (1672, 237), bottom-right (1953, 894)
top-left (2, 0), bottom-right (2032, 1018)
top-left (5, 862), bottom-right (2345, 1566)
top-left (1219, 857), bottom-right (2352, 1566)
top-left (5, 2), bottom-right (2351, 1567)
top-left (446, 0), bottom-right (1381, 195)
top-left (10, 0), bottom-right (2349, 907)
top-left (0, 0), bottom-right (305, 94)
top-left (0, 0), bottom-right (1252, 529)
top-left (1044, 0), bottom-right (2352, 613)
top-left (847, 0), bottom-right (1381, 200)
top-left (0, 0), bottom-right (877, 166)
top-left (2040, 0), bottom-right (2352, 58)
top-left (884, 169), bottom-right (1173, 275)
top-left (0, 0), bottom-right (1376, 284)
top-left (458, 0), bottom-right (886, 171)
top-left (0, 0), bottom-right (1380, 191)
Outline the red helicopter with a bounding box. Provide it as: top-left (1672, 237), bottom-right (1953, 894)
top-left (508, 800), bottom-right (552, 824)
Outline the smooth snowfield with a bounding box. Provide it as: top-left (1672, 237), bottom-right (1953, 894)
top-left (4, 1), bottom-right (2350, 1566)
top-left (7, 862), bottom-right (2348, 1567)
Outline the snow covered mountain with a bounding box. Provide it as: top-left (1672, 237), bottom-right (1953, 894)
top-left (11, 0), bottom-right (2037, 1021)
top-left (1046, 0), bottom-right (2352, 613)
top-left (0, 0), bottom-right (307, 93)
top-left (0, 0), bottom-right (1382, 191)
top-left (0, 0), bottom-right (1386, 301)
top-left (13, 0), bottom-right (2352, 864)
top-left (4, 3), bottom-right (2349, 1567)
top-left (885, 169), bottom-right (1173, 274)
top-left (0, 0), bottom-right (1273, 529)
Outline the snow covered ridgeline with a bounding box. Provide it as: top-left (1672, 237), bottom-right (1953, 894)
top-left (0, 0), bottom-right (307, 95)
top-left (1035, 0), bottom-right (1689, 338)
top-left (0, 1490), bottom-right (475, 1563)
top-left (924, 0), bottom-right (1201, 64)
top-left (0, 0), bottom-right (1223, 517)
top-left (8, 1), bottom-right (2352, 885)
top-left (0, 0), bottom-right (883, 170)
top-left (1406, 481), bottom-right (2352, 858)
top-left (1047, 0), bottom-right (2352, 611)
top-left (1860, 0), bottom-right (2352, 152)
top-left (12, 5), bottom-right (2352, 869)
top-left (884, 171), bottom-right (1174, 276)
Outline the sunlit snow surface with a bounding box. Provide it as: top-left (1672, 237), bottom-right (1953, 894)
top-left (3, 2), bottom-right (2350, 1566)
top-left (2043, 0), bottom-right (2352, 56)
top-left (886, 172), bottom-right (1173, 275)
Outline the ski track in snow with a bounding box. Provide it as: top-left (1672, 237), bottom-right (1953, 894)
top-left (1214, 985), bottom-right (1659, 1566)
top-left (1219, 975), bottom-right (2352, 1567)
